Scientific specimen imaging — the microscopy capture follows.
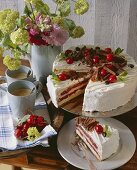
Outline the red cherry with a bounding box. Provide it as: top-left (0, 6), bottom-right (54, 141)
top-left (22, 131), bottom-right (28, 138)
top-left (108, 74), bottom-right (117, 83)
top-left (66, 57), bottom-right (74, 64)
top-left (16, 124), bottom-right (24, 129)
top-left (65, 50), bottom-right (72, 56)
top-left (37, 116), bottom-right (44, 124)
top-left (23, 123), bottom-right (30, 132)
top-left (14, 128), bottom-right (22, 138)
top-left (106, 53), bottom-right (113, 62)
top-left (100, 68), bottom-right (107, 76)
top-left (95, 124), bottom-right (103, 134)
top-left (93, 56), bottom-right (100, 64)
top-left (84, 55), bottom-right (90, 60)
top-left (104, 48), bottom-right (112, 53)
top-left (58, 73), bottom-right (68, 81)
top-left (27, 114), bottom-right (37, 125)
top-left (38, 121), bottom-right (47, 127)
top-left (84, 49), bottom-right (90, 55)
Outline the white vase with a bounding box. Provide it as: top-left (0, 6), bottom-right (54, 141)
top-left (30, 45), bottom-right (61, 82)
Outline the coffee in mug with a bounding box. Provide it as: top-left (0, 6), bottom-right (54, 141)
top-left (4, 65), bottom-right (34, 85)
top-left (7, 80), bottom-right (42, 119)
top-left (11, 88), bottom-right (32, 96)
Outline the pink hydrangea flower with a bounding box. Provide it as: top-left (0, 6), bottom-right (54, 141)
top-left (25, 17), bottom-right (33, 28)
top-left (44, 16), bottom-right (51, 24)
top-left (29, 27), bottom-right (39, 36)
top-left (45, 24), bottom-right (69, 46)
top-left (35, 13), bottom-right (42, 24)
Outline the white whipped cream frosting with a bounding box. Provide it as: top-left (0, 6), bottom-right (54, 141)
top-left (53, 45), bottom-right (93, 73)
top-left (83, 53), bottom-right (137, 112)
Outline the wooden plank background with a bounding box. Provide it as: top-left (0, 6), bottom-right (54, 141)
top-left (0, 0), bottom-right (137, 60)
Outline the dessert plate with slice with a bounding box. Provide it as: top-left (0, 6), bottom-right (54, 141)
top-left (57, 117), bottom-right (136, 170)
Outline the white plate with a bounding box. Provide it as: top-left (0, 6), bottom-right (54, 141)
top-left (57, 118), bottom-right (136, 170)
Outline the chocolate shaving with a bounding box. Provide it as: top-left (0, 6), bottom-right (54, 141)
top-left (103, 66), bottom-right (116, 75)
top-left (76, 117), bottom-right (98, 132)
top-left (91, 68), bottom-right (99, 82)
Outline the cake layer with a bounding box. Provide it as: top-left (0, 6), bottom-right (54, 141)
top-left (47, 74), bottom-right (90, 107)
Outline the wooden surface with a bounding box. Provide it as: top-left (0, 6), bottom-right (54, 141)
top-left (0, 58), bottom-right (137, 170)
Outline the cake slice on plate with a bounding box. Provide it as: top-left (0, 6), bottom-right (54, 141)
top-left (75, 117), bottom-right (120, 161)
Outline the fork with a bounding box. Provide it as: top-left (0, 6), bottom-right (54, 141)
top-left (78, 141), bottom-right (97, 170)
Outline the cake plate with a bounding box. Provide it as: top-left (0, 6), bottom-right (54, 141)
top-left (61, 92), bottom-right (137, 117)
top-left (57, 117), bottom-right (136, 170)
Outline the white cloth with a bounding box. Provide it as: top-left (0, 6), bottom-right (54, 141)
top-left (0, 83), bottom-right (57, 151)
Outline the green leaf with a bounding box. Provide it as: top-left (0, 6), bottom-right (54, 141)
top-left (16, 16), bottom-right (26, 28)
top-left (106, 131), bottom-right (112, 137)
top-left (119, 71), bottom-right (128, 77)
top-left (103, 124), bottom-right (112, 137)
top-left (35, 2), bottom-right (50, 15)
top-left (103, 125), bottom-right (108, 132)
top-left (114, 47), bottom-right (124, 55)
top-left (17, 114), bottom-right (30, 125)
top-left (58, 52), bottom-right (66, 60)
top-left (0, 30), bottom-right (4, 42)
top-left (24, 5), bottom-right (32, 16)
top-left (52, 72), bottom-right (60, 82)
top-left (58, 1), bottom-right (71, 17)
top-left (118, 71), bottom-right (128, 82)
top-left (2, 35), bottom-right (17, 49)
top-left (63, 18), bottom-right (76, 34)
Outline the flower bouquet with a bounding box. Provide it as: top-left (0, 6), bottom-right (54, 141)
top-left (0, 0), bottom-right (89, 70)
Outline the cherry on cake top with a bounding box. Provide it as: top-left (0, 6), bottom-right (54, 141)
top-left (52, 46), bottom-right (134, 84)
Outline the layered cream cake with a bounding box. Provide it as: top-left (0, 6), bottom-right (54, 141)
top-left (75, 117), bottom-right (120, 161)
top-left (47, 45), bottom-right (137, 112)
top-left (47, 71), bottom-right (91, 107)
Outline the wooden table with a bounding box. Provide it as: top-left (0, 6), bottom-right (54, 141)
top-left (0, 58), bottom-right (137, 170)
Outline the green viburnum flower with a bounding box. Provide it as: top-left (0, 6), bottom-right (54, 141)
top-left (54, 0), bottom-right (68, 4)
top-left (52, 16), bottom-right (67, 31)
top-left (3, 56), bottom-right (21, 70)
top-left (10, 28), bottom-right (29, 45)
top-left (74, 0), bottom-right (89, 15)
top-left (0, 47), bottom-right (4, 58)
top-left (57, 1), bottom-right (71, 17)
top-left (71, 26), bottom-right (85, 38)
top-left (27, 127), bottom-right (41, 141)
top-left (24, 0), bottom-right (42, 5)
top-left (0, 9), bottom-right (19, 35)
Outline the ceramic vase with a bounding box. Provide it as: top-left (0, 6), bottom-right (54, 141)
top-left (30, 45), bottom-right (61, 83)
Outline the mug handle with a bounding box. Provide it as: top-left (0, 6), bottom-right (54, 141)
top-left (0, 76), bottom-right (6, 82)
top-left (0, 76), bottom-right (7, 92)
top-left (33, 81), bottom-right (43, 96)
